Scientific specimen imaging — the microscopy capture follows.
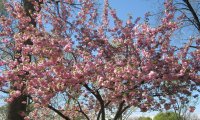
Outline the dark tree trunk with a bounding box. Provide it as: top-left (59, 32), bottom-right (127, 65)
top-left (7, 0), bottom-right (42, 119)
top-left (7, 95), bottom-right (27, 120)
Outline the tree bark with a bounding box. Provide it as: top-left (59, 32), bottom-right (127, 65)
top-left (7, 0), bottom-right (42, 119)
top-left (7, 95), bottom-right (27, 120)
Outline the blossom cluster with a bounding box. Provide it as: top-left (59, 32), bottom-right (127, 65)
top-left (0, 0), bottom-right (199, 119)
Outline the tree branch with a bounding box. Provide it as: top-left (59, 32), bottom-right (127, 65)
top-left (0, 89), bottom-right (9, 94)
top-left (83, 84), bottom-right (105, 120)
top-left (77, 101), bottom-right (90, 120)
top-left (183, 0), bottom-right (200, 32)
top-left (97, 101), bottom-right (110, 120)
top-left (120, 105), bottom-right (131, 115)
top-left (113, 100), bottom-right (125, 120)
top-left (189, 45), bottom-right (199, 49)
top-left (48, 105), bottom-right (71, 120)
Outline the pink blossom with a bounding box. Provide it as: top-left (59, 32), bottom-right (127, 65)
top-left (148, 71), bottom-right (158, 79)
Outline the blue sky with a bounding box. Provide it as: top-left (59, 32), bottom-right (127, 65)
top-left (109, 0), bottom-right (155, 18)
top-left (109, 0), bottom-right (163, 25)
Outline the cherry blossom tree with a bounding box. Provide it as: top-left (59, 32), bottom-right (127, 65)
top-left (0, 0), bottom-right (199, 120)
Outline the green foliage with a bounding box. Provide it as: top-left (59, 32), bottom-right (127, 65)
top-left (153, 112), bottom-right (182, 120)
top-left (0, 105), bottom-right (8, 119)
top-left (138, 116), bottom-right (152, 120)
top-left (0, 105), bottom-right (7, 111)
top-left (0, 0), bottom-right (6, 16)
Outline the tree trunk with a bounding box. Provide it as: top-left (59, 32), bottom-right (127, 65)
top-left (7, 95), bottom-right (27, 120)
top-left (7, 0), bottom-right (42, 119)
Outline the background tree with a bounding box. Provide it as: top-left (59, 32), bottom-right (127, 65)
top-left (153, 112), bottom-right (183, 120)
top-left (171, 94), bottom-right (199, 120)
top-left (184, 113), bottom-right (200, 120)
top-left (154, 112), bottom-right (200, 120)
top-left (0, 0), bottom-right (6, 16)
top-left (138, 117), bottom-right (152, 120)
top-left (0, 105), bottom-right (7, 120)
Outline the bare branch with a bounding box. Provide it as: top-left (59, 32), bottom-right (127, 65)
top-left (77, 101), bottom-right (90, 120)
top-left (48, 105), bottom-right (71, 120)
top-left (183, 0), bottom-right (200, 32)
